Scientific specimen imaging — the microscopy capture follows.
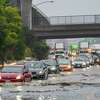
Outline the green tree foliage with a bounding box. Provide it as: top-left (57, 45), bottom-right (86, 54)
top-left (23, 27), bottom-right (50, 60)
top-left (0, 0), bottom-right (25, 65)
top-left (0, 0), bottom-right (9, 6)
top-left (32, 39), bottom-right (49, 60)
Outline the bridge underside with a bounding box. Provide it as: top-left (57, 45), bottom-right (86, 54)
top-left (31, 24), bottom-right (100, 39)
top-left (32, 31), bottom-right (100, 39)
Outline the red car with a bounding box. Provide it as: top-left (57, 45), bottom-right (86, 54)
top-left (0, 65), bottom-right (32, 83)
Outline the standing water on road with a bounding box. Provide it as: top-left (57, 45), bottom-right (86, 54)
top-left (1, 65), bottom-right (100, 100)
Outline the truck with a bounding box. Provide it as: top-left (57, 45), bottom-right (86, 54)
top-left (89, 44), bottom-right (100, 53)
top-left (55, 43), bottom-right (64, 50)
top-left (79, 42), bottom-right (94, 53)
top-left (89, 44), bottom-right (100, 50)
top-left (79, 42), bottom-right (89, 49)
top-left (54, 43), bottom-right (66, 58)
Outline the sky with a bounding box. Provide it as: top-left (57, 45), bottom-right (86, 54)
top-left (33, 0), bottom-right (100, 17)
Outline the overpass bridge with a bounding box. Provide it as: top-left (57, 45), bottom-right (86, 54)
top-left (31, 15), bottom-right (100, 39)
top-left (10, 1), bottom-right (100, 39)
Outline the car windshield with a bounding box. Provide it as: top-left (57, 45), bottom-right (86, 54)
top-left (57, 59), bottom-right (70, 64)
top-left (96, 50), bottom-right (100, 54)
top-left (1, 66), bottom-right (23, 73)
top-left (29, 62), bottom-right (43, 69)
top-left (25, 61), bottom-right (36, 68)
top-left (55, 51), bottom-right (64, 54)
top-left (25, 61), bottom-right (43, 69)
top-left (44, 60), bottom-right (57, 66)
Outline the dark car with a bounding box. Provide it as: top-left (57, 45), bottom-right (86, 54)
top-left (0, 65), bottom-right (32, 83)
top-left (79, 53), bottom-right (94, 65)
top-left (92, 54), bottom-right (100, 65)
top-left (78, 56), bottom-right (90, 67)
top-left (72, 57), bottom-right (88, 68)
top-left (25, 61), bottom-right (48, 80)
top-left (42, 59), bottom-right (59, 74)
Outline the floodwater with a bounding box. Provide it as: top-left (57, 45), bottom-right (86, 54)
top-left (0, 65), bottom-right (100, 100)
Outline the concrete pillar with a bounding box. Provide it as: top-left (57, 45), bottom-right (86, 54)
top-left (20, 0), bottom-right (32, 30)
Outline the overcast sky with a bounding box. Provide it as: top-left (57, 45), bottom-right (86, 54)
top-left (33, 0), bottom-right (100, 17)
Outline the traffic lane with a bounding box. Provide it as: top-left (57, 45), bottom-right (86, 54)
top-left (0, 65), bottom-right (99, 86)
top-left (0, 65), bottom-right (100, 100)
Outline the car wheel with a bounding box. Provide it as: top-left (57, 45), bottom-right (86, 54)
top-left (24, 77), bottom-right (31, 82)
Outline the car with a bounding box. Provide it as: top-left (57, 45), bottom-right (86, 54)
top-left (25, 61), bottom-right (48, 80)
top-left (72, 57), bottom-right (88, 68)
top-left (92, 54), bottom-right (100, 65)
top-left (78, 56), bottom-right (90, 66)
top-left (57, 58), bottom-right (73, 71)
top-left (42, 59), bottom-right (59, 74)
top-left (0, 65), bottom-right (32, 83)
top-left (79, 53), bottom-right (94, 65)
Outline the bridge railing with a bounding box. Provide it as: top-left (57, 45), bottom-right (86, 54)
top-left (33, 15), bottom-right (100, 25)
top-left (49, 15), bottom-right (100, 25)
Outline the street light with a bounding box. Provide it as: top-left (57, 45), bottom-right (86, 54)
top-left (35, 1), bottom-right (54, 6)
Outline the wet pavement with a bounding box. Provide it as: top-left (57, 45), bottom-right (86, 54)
top-left (1, 65), bottom-right (100, 100)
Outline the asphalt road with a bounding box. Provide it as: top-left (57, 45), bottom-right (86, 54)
top-left (0, 65), bottom-right (100, 100)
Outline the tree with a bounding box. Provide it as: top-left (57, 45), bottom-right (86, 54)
top-left (32, 39), bottom-right (49, 60)
top-left (0, 0), bottom-right (25, 66)
top-left (23, 27), bottom-right (50, 60)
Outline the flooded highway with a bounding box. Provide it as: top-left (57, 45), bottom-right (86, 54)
top-left (0, 65), bottom-right (100, 100)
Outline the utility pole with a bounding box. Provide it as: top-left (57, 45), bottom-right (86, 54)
top-left (20, 0), bottom-right (32, 30)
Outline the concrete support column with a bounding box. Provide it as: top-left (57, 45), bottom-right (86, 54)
top-left (20, 0), bottom-right (32, 30)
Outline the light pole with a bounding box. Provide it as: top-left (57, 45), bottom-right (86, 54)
top-left (35, 1), bottom-right (54, 6)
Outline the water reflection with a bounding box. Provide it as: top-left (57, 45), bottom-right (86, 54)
top-left (48, 96), bottom-right (56, 100)
top-left (86, 67), bottom-right (90, 70)
top-left (73, 68), bottom-right (76, 72)
top-left (38, 95), bottom-right (57, 100)
top-left (16, 95), bottom-right (22, 100)
top-left (81, 92), bottom-right (95, 100)
top-left (96, 65), bottom-right (100, 68)
top-left (66, 72), bottom-right (72, 75)
top-left (16, 86), bottom-right (22, 91)
top-left (0, 96), bottom-right (2, 100)
top-left (38, 95), bottom-right (45, 100)
top-left (0, 87), bottom-right (2, 92)
top-left (82, 68), bottom-right (87, 71)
